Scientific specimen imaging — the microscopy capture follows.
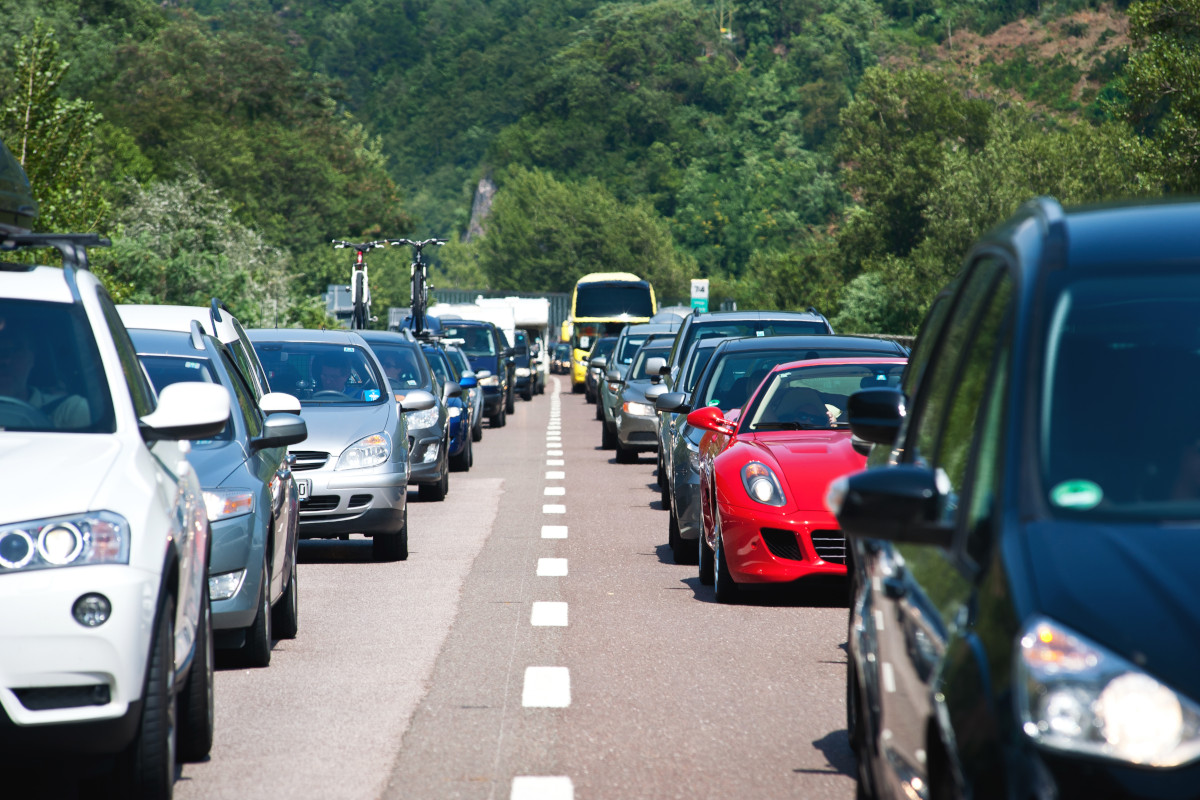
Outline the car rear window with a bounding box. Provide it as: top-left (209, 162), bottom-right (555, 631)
top-left (694, 348), bottom-right (896, 412)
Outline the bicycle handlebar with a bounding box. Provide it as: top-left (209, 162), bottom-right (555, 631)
top-left (387, 238), bottom-right (447, 252)
top-left (331, 239), bottom-right (388, 251)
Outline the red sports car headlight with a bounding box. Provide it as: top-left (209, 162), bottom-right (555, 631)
top-left (741, 462), bottom-right (786, 507)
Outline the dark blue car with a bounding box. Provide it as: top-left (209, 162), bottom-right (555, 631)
top-left (421, 342), bottom-right (474, 473)
top-left (436, 319), bottom-right (513, 427)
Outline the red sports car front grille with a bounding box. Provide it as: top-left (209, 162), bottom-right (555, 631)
top-left (760, 528), bottom-right (803, 561)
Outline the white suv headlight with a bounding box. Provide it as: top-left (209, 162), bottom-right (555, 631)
top-left (1016, 616), bottom-right (1200, 767)
top-left (0, 511), bottom-right (129, 571)
top-left (336, 432), bottom-right (392, 470)
top-left (405, 406), bottom-right (439, 430)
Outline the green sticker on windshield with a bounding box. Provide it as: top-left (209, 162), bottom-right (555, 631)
top-left (1050, 480), bottom-right (1103, 510)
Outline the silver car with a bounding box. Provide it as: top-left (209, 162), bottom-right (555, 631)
top-left (609, 341), bottom-right (673, 463)
top-left (248, 329), bottom-right (435, 561)
top-left (600, 325), bottom-right (678, 447)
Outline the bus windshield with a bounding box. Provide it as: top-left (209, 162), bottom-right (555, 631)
top-left (575, 282), bottom-right (654, 318)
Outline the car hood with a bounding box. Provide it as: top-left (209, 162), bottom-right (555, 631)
top-left (299, 403), bottom-right (395, 454)
top-left (622, 380), bottom-right (658, 403)
top-left (0, 434), bottom-right (122, 522)
top-left (1022, 520), bottom-right (1200, 702)
top-left (185, 440), bottom-right (248, 489)
top-left (748, 430), bottom-right (864, 512)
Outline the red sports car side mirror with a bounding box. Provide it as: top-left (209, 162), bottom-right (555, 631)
top-left (686, 405), bottom-right (736, 436)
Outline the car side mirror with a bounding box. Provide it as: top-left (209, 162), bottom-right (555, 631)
top-left (590, 356), bottom-right (608, 370)
top-left (459, 374), bottom-right (478, 389)
top-left (606, 369), bottom-right (623, 384)
top-left (251, 413), bottom-right (308, 452)
top-left (655, 392), bottom-right (689, 414)
top-left (826, 465), bottom-right (953, 547)
top-left (475, 370), bottom-right (492, 380)
top-left (645, 384), bottom-right (666, 402)
top-left (444, 381), bottom-right (463, 399)
top-left (259, 391), bottom-right (301, 416)
top-left (646, 356), bottom-right (667, 377)
top-left (397, 389), bottom-right (437, 412)
top-left (848, 388), bottom-right (906, 446)
top-left (140, 383), bottom-right (230, 442)
top-left (686, 405), bottom-right (735, 436)
top-left (505, 347), bottom-right (515, 358)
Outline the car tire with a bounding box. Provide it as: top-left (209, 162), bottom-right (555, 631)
top-left (272, 540), bottom-right (299, 640)
top-left (698, 530), bottom-right (714, 586)
top-left (522, 387), bottom-right (533, 401)
top-left (117, 597), bottom-right (175, 799)
top-left (178, 582), bottom-right (214, 763)
top-left (451, 434), bottom-right (471, 472)
top-left (419, 469), bottom-right (448, 501)
top-left (572, 382), bottom-right (583, 394)
top-left (595, 399), bottom-right (604, 421)
top-left (472, 416), bottom-right (483, 442)
top-left (373, 508), bottom-right (408, 561)
top-left (660, 473), bottom-right (671, 510)
top-left (241, 564), bottom-right (272, 668)
top-left (713, 516), bottom-right (739, 603)
top-left (601, 421), bottom-right (616, 450)
top-left (615, 440), bottom-right (637, 464)
top-left (668, 506), bottom-right (692, 565)
top-left (506, 391), bottom-right (515, 414)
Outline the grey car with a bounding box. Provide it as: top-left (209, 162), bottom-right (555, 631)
top-left (600, 328), bottom-right (678, 447)
top-left (656, 334), bottom-right (910, 564)
top-left (130, 326), bottom-right (307, 666)
top-left (249, 329), bottom-right (436, 561)
top-left (609, 341), bottom-right (673, 463)
top-left (357, 331), bottom-right (451, 499)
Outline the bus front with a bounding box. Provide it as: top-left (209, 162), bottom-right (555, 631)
top-left (568, 274), bottom-right (656, 391)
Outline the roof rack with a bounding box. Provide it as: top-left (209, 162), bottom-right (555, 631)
top-left (0, 232), bottom-right (112, 302)
top-left (189, 319), bottom-right (207, 351)
top-left (209, 297), bottom-right (233, 334)
top-left (806, 306), bottom-right (821, 316)
top-left (1024, 196), bottom-right (1068, 271)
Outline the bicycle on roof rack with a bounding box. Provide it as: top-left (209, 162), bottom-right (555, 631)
top-left (331, 239), bottom-right (387, 330)
top-left (388, 237), bottom-right (446, 336)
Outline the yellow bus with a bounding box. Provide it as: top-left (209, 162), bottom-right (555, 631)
top-left (561, 272), bottom-right (656, 392)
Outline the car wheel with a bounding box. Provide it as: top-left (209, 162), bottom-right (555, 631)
top-left (241, 564), bottom-right (272, 668)
top-left (522, 387), bottom-right (533, 401)
top-left (506, 391), bottom-right (515, 414)
top-left (178, 581), bottom-right (214, 762)
top-left (468, 435), bottom-right (475, 468)
top-left (713, 515), bottom-right (739, 603)
top-left (272, 540), bottom-right (299, 640)
top-left (451, 434), bottom-right (471, 472)
top-left (472, 416), bottom-right (483, 442)
top-left (698, 529), bottom-right (714, 586)
top-left (615, 440), bottom-right (637, 464)
top-left (668, 506), bottom-right (692, 565)
top-left (373, 507), bottom-right (408, 561)
top-left (595, 400), bottom-right (604, 421)
top-left (601, 421), bottom-right (616, 450)
top-left (572, 382), bottom-right (583, 394)
top-left (117, 597), bottom-right (175, 799)
top-left (419, 470), bottom-right (448, 501)
top-left (660, 474), bottom-right (671, 510)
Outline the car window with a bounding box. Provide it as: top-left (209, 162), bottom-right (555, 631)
top-left (441, 325), bottom-right (496, 357)
top-left (675, 319), bottom-right (829, 370)
top-left (220, 350), bottom-right (263, 438)
top-left (618, 335), bottom-right (650, 365)
top-left (423, 348), bottom-right (460, 385)
top-left (250, 342), bottom-right (384, 405)
top-left (629, 346), bottom-right (673, 380)
top-left (139, 355), bottom-right (235, 442)
top-left (371, 342), bottom-right (431, 391)
top-left (96, 292), bottom-right (157, 419)
top-left (588, 337), bottom-right (617, 361)
top-left (0, 298), bottom-right (116, 433)
top-left (743, 362), bottom-right (906, 432)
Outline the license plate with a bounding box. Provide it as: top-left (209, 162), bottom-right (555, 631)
top-left (296, 479), bottom-right (311, 500)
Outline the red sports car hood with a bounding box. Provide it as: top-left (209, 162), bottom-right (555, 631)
top-left (748, 430), bottom-right (865, 512)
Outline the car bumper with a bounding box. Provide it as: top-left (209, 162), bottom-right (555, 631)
top-left (208, 513), bottom-right (266, 631)
top-left (483, 388), bottom-right (504, 415)
top-left (408, 430), bottom-right (444, 483)
top-left (295, 463), bottom-right (408, 536)
top-left (0, 564), bottom-right (158, 750)
top-left (717, 504), bottom-right (848, 583)
top-left (616, 411), bottom-right (659, 450)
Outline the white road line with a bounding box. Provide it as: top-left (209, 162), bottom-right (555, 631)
top-left (544, 487), bottom-right (565, 496)
top-left (545, 471), bottom-right (565, 480)
top-left (542, 504), bottom-right (566, 515)
top-left (882, 661), bottom-right (896, 694)
top-left (537, 558), bottom-right (568, 576)
top-left (541, 525), bottom-right (567, 539)
top-left (547, 449), bottom-right (564, 457)
top-left (530, 602), bottom-right (568, 627)
top-left (874, 609), bottom-right (885, 633)
top-left (511, 776), bottom-right (574, 800)
top-left (546, 459), bottom-right (565, 466)
top-left (522, 667), bottom-right (571, 707)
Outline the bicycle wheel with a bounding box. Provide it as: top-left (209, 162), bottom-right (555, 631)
top-left (353, 272), bottom-right (366, 330)
top-left (410, 264), bottom-right (426, 334)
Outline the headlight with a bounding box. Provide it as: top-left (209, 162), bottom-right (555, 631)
top-left (623, 401), bottom-right (654, 417)
top-left (0, 511), bottom-right (129, 571)
top-left (1016, 616), bottom-right (1200, 766)
top-left (203, 489), bottom-right (255, 521)
top-left (209, 569), bottom-right (246, 601)
top-left (479, 374), bottom-right (500, 387)
top-left (405, 406), bottom-right (439, 429)
top-left (607, 382), bottom-right (621, 394)
top-left (336, 432), bottom-right (391, 470)
top-left (740, 462), bottom-right (786, 506)
top-left (516, 367), bottom-right (531, 377)
top-left (448, 405), bottom-right (463, 417)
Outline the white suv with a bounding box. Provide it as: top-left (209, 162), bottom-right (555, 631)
top-left (0, 234), bottom-right (229, 797)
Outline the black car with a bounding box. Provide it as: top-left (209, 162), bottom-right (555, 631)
top-left (584, 335), bottom-right (618, 404)
top-left (437, 318), bottom-right (513, 427)
top-left (833, 197), bottom-right (1200, 800)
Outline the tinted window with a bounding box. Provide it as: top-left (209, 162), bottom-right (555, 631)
top-left (220, 351), bottom-right (263, 438)
top-left (629, 346), bottom-right (673, 380)
top-left (423, 347), bottom-right (460, 385)
top-left (743, 362), bottom-right (906, 432)
top-left (676, 319), bottom-right (829, 369)
top-left (371, 342), bottom-right (432, 391)
top-left (97, 293), bottom-right (157, 418)
top-left (442, 325), bottom-right (497, 357)
top-left (0, 299), bottom-right (116, 433)
top-left (250, 342), bottom-right (384, 405)
top-left (681, 346), bottom-right (717, 393)
top-left (575, 282), bottom-right (654, 318)
top-left (588, 337), bottom-right (617, 361)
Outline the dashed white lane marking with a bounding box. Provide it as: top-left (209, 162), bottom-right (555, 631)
top-left (522, 667), bottom-right (571, 707)
top-left (874, 609), bottom-right (885, 633)
top-left (882, 661), bottom-right (896, 694)
top-left (511, 776), bottom-right (574, 800)
top-left (541, 525), bottom-right (567, 539)
top-left (531, 602), bottom-right (568, 627)
top-left (546, 459), bottom-right (565, 466)
top-left (544, 487), bottom-right (565, 496)
top-left (547, 450), bottom-right (564, 457)
top-left (546, 436), bottom-right (562, 442)
top-left (545, 471), bottom-right (565, 480)
top-left (542, 504), bottom-right (566, 515)
top-left (537, 558), bottom-right (568, 576)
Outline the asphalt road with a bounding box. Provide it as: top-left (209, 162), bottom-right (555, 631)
top-left (176, 376), bottom-right (858, 799)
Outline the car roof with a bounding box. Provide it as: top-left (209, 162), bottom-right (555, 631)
top-left (0, 264), bottom-right (74, 303)
top-left (247, 328), bottom-right (367, 345)
top-left (357, 330), bottom-right (422, 349)
top-left (118, 303), bottom-right (242, 342)
top-left (623, 322), bottom-right (681, 334)
top-left (127, 327), bottom-right (220, 358)
top-left (708, 334), bottom-right (906, 355)
top-left (687, 309), bottom-right (827, 323)
top-left (770, 356), bottom-right (909, 372)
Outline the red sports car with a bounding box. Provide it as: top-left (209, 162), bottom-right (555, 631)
top-left (689, 357), bottom-right (908, 602)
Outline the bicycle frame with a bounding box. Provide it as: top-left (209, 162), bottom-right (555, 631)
top-left (331, 239), bottom-right (386, 330)
top-left (388, 238), bottom-right (446, 335)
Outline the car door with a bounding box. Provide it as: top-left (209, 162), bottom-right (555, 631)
top-left (866, 256), bottom-right (1015, 798)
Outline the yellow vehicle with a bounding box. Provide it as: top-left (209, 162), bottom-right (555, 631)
top-left (561, 272), bottom-right (656, 392)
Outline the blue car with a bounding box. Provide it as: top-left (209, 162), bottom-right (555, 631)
top-left (421, 342), bottom-right (475, 473)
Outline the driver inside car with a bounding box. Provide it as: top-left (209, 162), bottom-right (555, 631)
top-left (0, 322), bottom-right (89, 429)
top-left (311, 351), bottom-right (354, 395)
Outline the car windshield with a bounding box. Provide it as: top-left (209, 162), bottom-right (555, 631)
top-left (0, 300), bottom-right (115, 433)
top-left (250, 342), bottom-right (384, 405)
top-left (370, 342), bottom-right (430, 391)
top-left (742, 363), bottom-right (905, 432)
top-left (441, 325), bottom-right (496, 357)
top-left (630, 345), bottom-right (672, 380)
top-left (445, 348), bottom-right (471, 375)
top-left (588, 337), bottom-right (617, 361)
top-left (695, 347), bottom-right (888, 412)
top-left (140, 355), bottom-right (234, 441)
top-left (423, 348), bottom-right (459, 385)
top-left (1041, 275), bottom-right (1200, 518)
